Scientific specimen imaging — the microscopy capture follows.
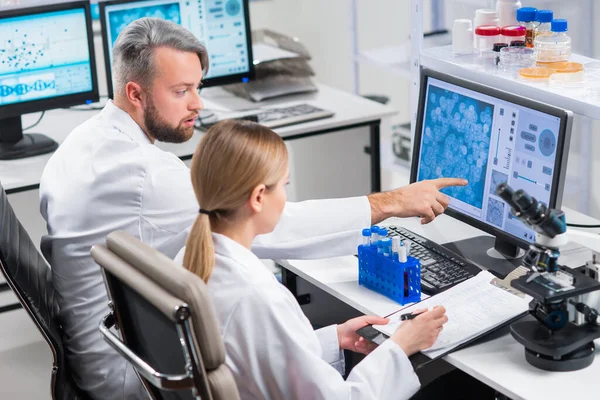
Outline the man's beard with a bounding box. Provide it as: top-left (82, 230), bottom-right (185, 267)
top-left (143, 97), bottom-right (194, 143)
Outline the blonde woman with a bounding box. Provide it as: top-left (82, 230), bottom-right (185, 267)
top-left (181, 119), bottom-right (448, 399)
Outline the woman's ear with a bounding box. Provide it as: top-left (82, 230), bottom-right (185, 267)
top-left (249, 184), bottom-right (266, 213)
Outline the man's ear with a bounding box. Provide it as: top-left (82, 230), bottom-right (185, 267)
top-left (249, 184), bottom-right (266, 213)
top-left (125, 82), bottom-right (145, 110)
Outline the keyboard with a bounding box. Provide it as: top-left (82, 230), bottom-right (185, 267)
top-left (199, 103), bottom-right (334, 130)
top-left (386, 226), bottom-right (482, 295)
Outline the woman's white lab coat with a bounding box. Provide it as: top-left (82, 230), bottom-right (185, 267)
top-left (208, 233), bottom-right (421, 399)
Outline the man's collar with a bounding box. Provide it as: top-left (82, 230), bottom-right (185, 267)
top-left (101, 100), bottom-right (152, 145)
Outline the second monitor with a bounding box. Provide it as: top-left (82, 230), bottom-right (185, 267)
top-left (411, 68), bottom-right (572, 275)
top-left (100, 0), bottom-right (253, 98)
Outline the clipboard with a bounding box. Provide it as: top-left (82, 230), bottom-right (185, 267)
top-left (355, 269), bottom-right (530, 364)
top-left (355, 310), bottom-right (528, 367)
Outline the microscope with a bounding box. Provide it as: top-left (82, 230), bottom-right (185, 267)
top-left (496, 183), bottom-right (600, 371)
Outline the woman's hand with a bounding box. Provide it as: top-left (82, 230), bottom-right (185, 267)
top-left (391, 306), bottom-right (448, 356)
top-left (336, 315), bottom-right (389, 355)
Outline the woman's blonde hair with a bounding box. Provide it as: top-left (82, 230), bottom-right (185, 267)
top-left (183, 119), bottom-right (288, 282)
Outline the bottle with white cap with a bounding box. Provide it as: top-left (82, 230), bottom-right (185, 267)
top-left (496, 0), bottom-right (522, 27)
top-left (453, 19), bottom-right (473, 55)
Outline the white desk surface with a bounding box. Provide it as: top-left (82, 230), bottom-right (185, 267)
top-left (279, 207), bottom-right (600, 400)
top-left (1, 84), bottom-right (396, 192)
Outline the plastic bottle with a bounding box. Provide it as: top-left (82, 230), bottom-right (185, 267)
top-left (496, 0), bottom-right (522, 28)
top-left (535, 10), bottom-right (553, 38)
top-left (361, 228), bottom-right (372, 246)
top-left (453, 19), bottom-right (473, 55)
top-left (535, 19), bottom-right (571, 64)
top-left (516, 7), bottom-right (538, 48)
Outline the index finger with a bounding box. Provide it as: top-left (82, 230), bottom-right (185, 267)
top-left (433, 178), bottom-right (468, 189)
top-left (430, 306), bottom-right (447, 319)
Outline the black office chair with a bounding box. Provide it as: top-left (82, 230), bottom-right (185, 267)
top-left (0, 182), bottom-right (88, 400)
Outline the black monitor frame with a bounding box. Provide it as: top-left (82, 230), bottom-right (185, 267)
top-left (0, 0), bottom-right (99, 160)
top-left (99, 0), bottom-right (255, 99)
top-left (411, 68), bottom-right (572, 275)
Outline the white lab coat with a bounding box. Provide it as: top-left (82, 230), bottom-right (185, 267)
top-left (195, 233), bottom-right (421, 399)
top-left (39, 101), bottom-right (374, 399)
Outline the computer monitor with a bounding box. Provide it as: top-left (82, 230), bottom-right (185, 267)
top-left (411, 68), bottom-right (572, 276)
top-left (99, 0), bottom-right (254, 99)
top-left (0, 1), bottom-right (99, 160)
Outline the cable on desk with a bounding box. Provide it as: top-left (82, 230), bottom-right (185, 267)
top-left (566, 223), bottom-right (600, 228)
top-left (22, 111), bottom-right (45, 131)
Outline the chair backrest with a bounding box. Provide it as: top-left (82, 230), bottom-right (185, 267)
top-left (0, 183), bottom-right (87, 400)
top-left (91, 231), bottom-right (239, 400)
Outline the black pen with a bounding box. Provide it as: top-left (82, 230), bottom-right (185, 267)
top-left (400, 310), bottom-right (426, 321)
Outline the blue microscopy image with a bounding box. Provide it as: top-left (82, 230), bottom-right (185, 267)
top-left (418, 85), bottom-right (494, 209)
top-left (486, 197), bottom-right (505, 228)
top-left (108, 3), bottom-right (181, 47)
top-left (490, 170), bottom-right (508, 196)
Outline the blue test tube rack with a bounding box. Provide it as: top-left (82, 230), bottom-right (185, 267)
top-left (357, 234), bottom-right (421, 305)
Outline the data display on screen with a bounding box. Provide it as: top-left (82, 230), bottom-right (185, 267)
top-left (0, 8), bottom-right (93, 106)
top-left (103, 0), bottom-right (250, 80)
top-left (416, 77), bottom-right (562, 242)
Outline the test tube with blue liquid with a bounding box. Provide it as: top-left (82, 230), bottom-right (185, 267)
top-left (381, 237), bottom-right (392, 257)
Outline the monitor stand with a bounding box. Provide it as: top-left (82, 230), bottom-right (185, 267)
top-left (0, 116), bottom-right (58, 160)
top-left (442, 236), bottom-right (525, 279)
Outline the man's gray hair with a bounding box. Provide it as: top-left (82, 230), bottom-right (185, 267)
top-left (111, 18), bottom-right (209, 97)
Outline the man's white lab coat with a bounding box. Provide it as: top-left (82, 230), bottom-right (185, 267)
top-left (197, 232), bottom-right (421, 399)
top-left (39, 101), bottom-right (374, 399)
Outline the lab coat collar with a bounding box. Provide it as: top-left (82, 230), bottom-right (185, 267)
top-left (101, 100), bottom-right (152, 145)
top-left (212, 232), bottom-right (269, 275)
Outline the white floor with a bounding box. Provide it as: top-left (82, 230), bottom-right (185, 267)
top-left (0, 308), bottom-right (53, 399)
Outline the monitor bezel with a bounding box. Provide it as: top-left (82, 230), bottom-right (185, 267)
top-left (0, 0), bottom-right (99, 119)
top-left (99, 0), bottom-right (255, 99)
top-left (411, 68), bottom-right (573, 250)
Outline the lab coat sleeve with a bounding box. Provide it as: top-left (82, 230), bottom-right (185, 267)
top-left (314, 325), bottom-right (345, 375)
top-left (252, 196), bottom-right (371, 260)
top-left (139, 154), bottom-right (198, 258)
top-left (224, 284), bottom-right (420, 400)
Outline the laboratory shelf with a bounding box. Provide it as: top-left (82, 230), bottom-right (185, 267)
top-left (420, 45), bottom-right (600, 120)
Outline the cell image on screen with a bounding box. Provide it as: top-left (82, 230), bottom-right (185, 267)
top-left (490, 170), bottom-right (508, 196)
top-left (0, 8), bottom-right (93, 106)
top-left (418, 85), bottom-right (494, 209)
top-left (485, 197), bottom-right (505, 228)
top-left (107, 3), bottom-right (181, 48)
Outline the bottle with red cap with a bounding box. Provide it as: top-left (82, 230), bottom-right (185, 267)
top-left (475, 25), bottom-right (501, 52)
top-left (500, 25), bottom-right (526, 47)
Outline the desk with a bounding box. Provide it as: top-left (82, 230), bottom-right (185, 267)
top-left (0, 84), bottom-right (395, 194)
top-left (279, 208), bottom-right (600, 400)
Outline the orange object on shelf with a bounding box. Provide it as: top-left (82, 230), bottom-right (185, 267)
top-left (536, 61), bottom-right (583, 73)
top-left (518, 67), bottom-right (554, 81)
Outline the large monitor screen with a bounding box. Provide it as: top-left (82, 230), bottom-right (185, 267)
top-left (101, 0), bottom-right (253, 97)
top-left (412, 69), bottom-right (571, 248)
top-left (0, 8), bottom-right (94, 107)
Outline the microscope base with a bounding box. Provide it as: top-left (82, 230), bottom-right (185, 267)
top-left (511, 320), bottom-right (600, 371)
top-left (524, 342), bottom-right (595, 371)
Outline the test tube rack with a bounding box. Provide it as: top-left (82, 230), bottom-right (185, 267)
top-left (357, 244), bottom-right (421, 305)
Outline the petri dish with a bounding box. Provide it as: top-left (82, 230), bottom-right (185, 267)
top-left (537, 61), bottom-right (583, 73)
top-left (585, 61), bottom-right (600, 79)
top-left (499, 47), bottom-right (536, 72)
top-left (548, 71), bottom-right (586, 88)
top-left (518, 67), bottom-right (554, 81)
